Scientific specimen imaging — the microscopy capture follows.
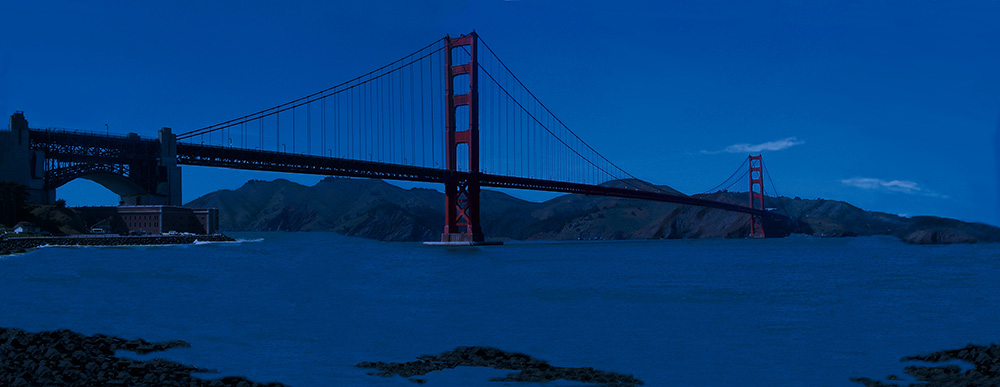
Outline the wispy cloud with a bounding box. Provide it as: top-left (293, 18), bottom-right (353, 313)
top-left (840, 177), bottom-right (948, 198)
top-left (702, 137), bottom-right (805, 154)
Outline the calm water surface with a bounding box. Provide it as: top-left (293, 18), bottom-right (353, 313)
top-left (1, 233), bottom-right (998, 386)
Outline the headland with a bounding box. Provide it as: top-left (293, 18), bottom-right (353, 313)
top-left (187, 177), bottom-right (1000, 245)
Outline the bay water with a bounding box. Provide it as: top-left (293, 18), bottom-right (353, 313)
top-left (1, 232), bottom-right (998, 386)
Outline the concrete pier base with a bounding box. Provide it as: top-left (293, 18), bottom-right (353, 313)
top-left (423, 240), bottom-right (504, 246)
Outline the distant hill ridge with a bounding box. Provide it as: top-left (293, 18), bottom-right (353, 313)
top-left (185, 177), bottom-right (1000, 244)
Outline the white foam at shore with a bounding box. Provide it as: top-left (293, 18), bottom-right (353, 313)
top-left (5, 236), bottom-right (265, 254)
top-left (192, 238), bottom-right (263, 245)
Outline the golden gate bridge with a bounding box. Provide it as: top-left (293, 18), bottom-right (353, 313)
top-left (3, 32), bottom-right (785, 244)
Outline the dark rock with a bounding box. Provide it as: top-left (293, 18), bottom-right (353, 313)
top-left (358, 346), bottom-right (642, 386)
top-left (903, 228), bottom-right (977, 244)
top-left (0, 327), bottom-right (287, 387)
top-left (853, 343), bottom-right (1000, 386)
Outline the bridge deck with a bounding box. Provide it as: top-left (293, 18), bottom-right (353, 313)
top-left (27, 129), bottom-right (777, 219)
top-left (176, 143), bottom-right (775, 218)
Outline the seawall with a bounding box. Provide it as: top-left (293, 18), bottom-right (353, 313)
top-left (0, 234), bottom-right (235, 256)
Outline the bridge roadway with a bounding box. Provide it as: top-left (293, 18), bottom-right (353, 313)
top-left (28, 128), bottom-right (776, 218)
top-left (177, 143), bottom-right (776, 218)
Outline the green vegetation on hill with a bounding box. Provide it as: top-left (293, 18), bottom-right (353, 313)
top-left (0, 181), bottom-right (87, 236)
top-left (29, 203), bottom-right (87, 235)
top-left (186, 177), bottom-right (1000, 244)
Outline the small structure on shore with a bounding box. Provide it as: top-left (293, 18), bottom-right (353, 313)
top-left (76, 205), bottom-right (219, 235)
top-left (12, 221), bottom-right (39, 234)
top-left (89, 218), bottom-right (113, 234)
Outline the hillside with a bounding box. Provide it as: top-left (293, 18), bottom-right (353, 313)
top-left (186, 177), bottom-right (1000, 244)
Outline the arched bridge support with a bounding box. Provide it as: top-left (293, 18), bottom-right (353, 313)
top-left (2, 112), bottom-right (182, 206)
top-left (117, 127), bottom-right (182, 206)
top-left (90, 127), bottom-right (183, 206)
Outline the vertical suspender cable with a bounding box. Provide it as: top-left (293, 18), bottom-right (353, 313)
top-left (435, 50), bottom-right (441, 168)
top-left (307, 103), bottom-right (311, 155)
top-left (374, 74), bottom-right (378, 160)
top-left (321, 98), bottom-right (325, 156)
top-left (387, 71), bottom-right (391, 162)
top-left (397, 65), bottom-right (406, 164)
top-left (409, 64), bottom-right (415, 164)
top-left (347, 88), bottom-right (351, 159)
top-left (431, 53), bottom-right (435, 167)
top-left (420, 56), bottom-right (426, 167)
top-left (380, 72), bottom-right (385, 161)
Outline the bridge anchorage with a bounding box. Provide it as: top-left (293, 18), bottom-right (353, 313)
top-left (2, 30), bottom-right (790, 243)
top-left (0, 112), bottom-right (181, 206)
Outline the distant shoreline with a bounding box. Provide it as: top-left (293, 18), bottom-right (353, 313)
top-left (187, 177), bottom-right (1000, 244)
top-left (0, 234), bottom-right (235, 256)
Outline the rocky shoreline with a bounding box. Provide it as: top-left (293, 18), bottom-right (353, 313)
top-left (5, 327), bottom-right (1000, 386)
top-left (357, 346), bottom-right (643, 386)
top-left (852, 343), bottom-right (1000, 386)
top-left (0, 327), bottom-right (285, 387)
top-left (0, 234), bottom-right (235, 256)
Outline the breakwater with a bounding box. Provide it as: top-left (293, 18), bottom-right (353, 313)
top-left (0, 234), bottom-right (235, 256)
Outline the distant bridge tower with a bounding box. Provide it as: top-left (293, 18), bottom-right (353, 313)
top-left (748, 154), bottom-right (765, 238)
top-left (440, 32), bottom-right (485, 243)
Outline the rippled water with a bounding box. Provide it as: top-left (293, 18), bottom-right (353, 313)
top-left (1, 233), bottom-right (997, 386)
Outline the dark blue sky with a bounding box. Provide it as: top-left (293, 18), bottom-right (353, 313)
top-left (2, 1), bottom-right (998, 226)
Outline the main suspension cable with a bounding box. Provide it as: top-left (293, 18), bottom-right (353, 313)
top-left (179, 37), bottom-right (446, 140)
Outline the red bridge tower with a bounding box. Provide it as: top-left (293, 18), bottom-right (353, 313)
top-left (748, 154), bottom-right (766, 238)
top-left (440, 32), bottom-right (487, 244)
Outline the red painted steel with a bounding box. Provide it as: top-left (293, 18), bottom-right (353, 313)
top-left (748, 154), bottom-right (766, 238)
top-left (442, 32), bottom-right (484, 242)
